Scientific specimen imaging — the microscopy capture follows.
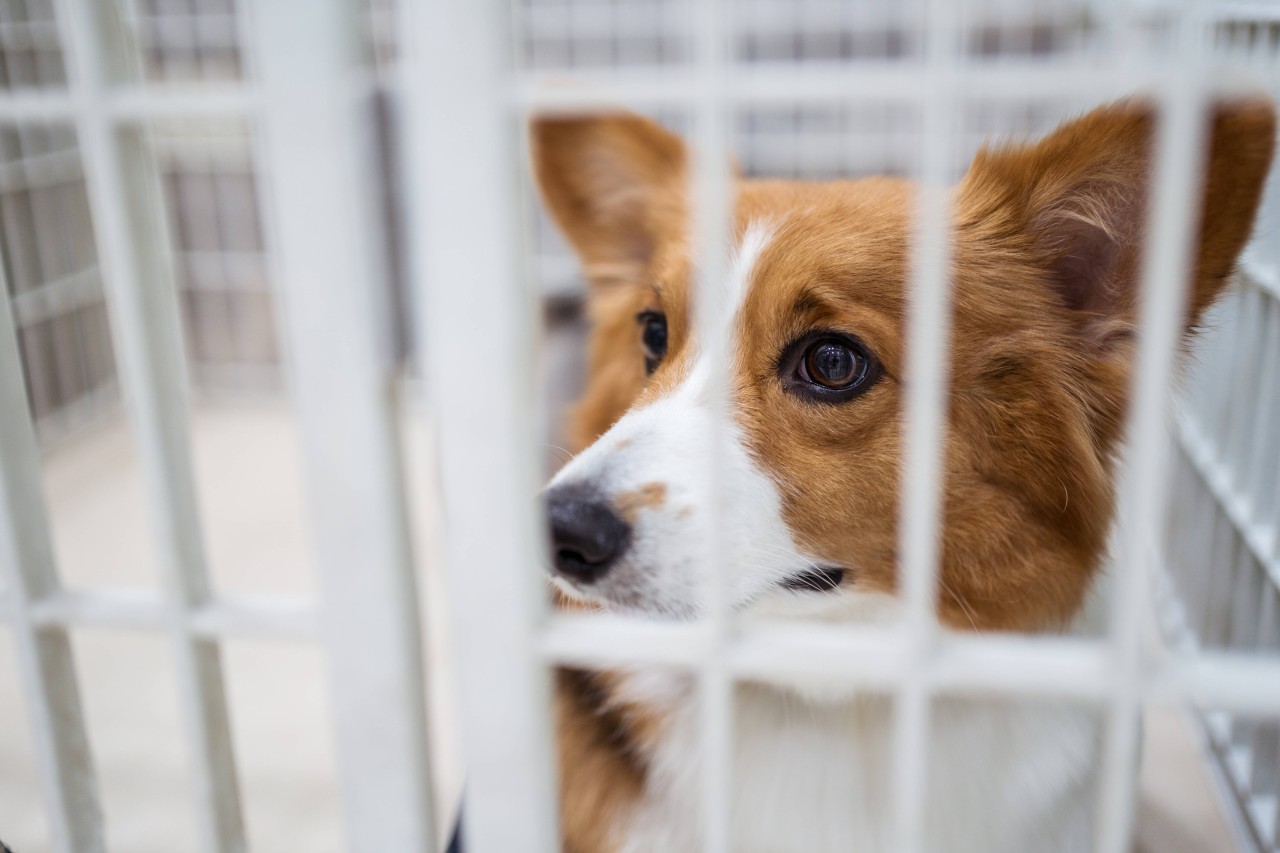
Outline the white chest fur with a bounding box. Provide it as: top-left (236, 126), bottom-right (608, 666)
top-left (612, 674), bottom-right (1100, 853)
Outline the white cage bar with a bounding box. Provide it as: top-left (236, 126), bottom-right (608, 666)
top-left (0, 1), bottom-right (1277, 852)
top-left (247, 1), bottom-right (434, 850)
top-left (1095, 8), bottom-right (1214, 851)
top-left (689, 2), bottom-right (735, 851)
top-left (400, 2), bottom-right (559, 852)
top-left (889, 3), bottom-right (959, 850)
top-left (51, 0), bottom-right (245, 849)
top-left (0, 226), bottom-right (102, 853)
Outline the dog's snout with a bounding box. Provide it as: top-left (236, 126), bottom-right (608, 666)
top-left (546, 484), bottom-right (630, 583)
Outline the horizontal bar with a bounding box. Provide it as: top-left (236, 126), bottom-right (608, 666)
top-left (0, 69), bottom-right (869, 125)
top-left (515, 0), bottom-right (1275, 32)
top-left (1155, 652), bottom-right (1280, 716)
top-left (539, 612), bottom-right (713, 668)
top-left (0, 57), bottom-right (1267, 124)
top-left (187, 599), bottom-right (318, 639)
top-left (0, 86), bottom-right (259, 122)
top-left (537, 614), bottom-right (1280, 713)
top-left (515, 60), bottom-right (1274, 114)
top-left (0, 146), bottom-right (82, 193)
top-left (518, 0), bottom-right (1089, 39)
top-left (10, 267), bottom-right (103, 328)
top-left (0, 588), bottom-right (319, 640)
top-left (1211, 2), bottom-right (1280, 23)
top-left (0, 71), bottom-right (393, 124)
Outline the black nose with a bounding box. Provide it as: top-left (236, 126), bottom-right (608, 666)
top-left (546, 484), bottom-right (630, 583)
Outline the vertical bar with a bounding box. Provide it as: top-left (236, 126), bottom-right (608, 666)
top-left (1233, 289), bottom-right (1267, 452)
top-left (1218, 288), bottom-right (1262, 472)
top-left (1245, 297), bottom-right (1280, 527)
top-left (399, 1), bottom-right (558, 851)
top-left (1095, 6), bottom-right (1212, 851)
top-left (1207, 510), bottom-right (1240, 649)
top-left (1186, 456), bottom-right (1216, 628)
top-left (1227, 546), bottom-right (1260, 752)
top-left (1249, 585), bottom-right (1280, 801)
top-left (891, 1), bottom-right (958, 850)
top-left (1199, 289), bottom-right (1242, 441)
top-left (691, 1), bottom-right (733, 851)
top-left (0, 238), bottom-right (103, 853)
top-left (244, 2), bottom-right (435, 850)
top-left (50, 2), bottom-right (247, 851)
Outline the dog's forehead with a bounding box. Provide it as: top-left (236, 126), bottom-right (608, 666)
top-left (736, 178), bottom-right (914, 296)
top-left (724, 180), bottom-right (914, 361)
top-left (657, 177), bottom-right (914, 285)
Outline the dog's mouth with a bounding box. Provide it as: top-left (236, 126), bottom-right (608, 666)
top-left (779, 566), bottom-right (846, 593)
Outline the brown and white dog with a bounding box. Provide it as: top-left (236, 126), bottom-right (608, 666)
top-left (533, 98), bottom-right (1275, 852)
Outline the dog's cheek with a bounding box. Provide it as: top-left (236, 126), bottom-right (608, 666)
top-left (717, 427), bottom-right (822, 603)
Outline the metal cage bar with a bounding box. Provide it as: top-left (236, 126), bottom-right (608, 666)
top-left (400, 1), bottom-right (559, 851)
top-left (1096, 6), bottom-right (1215, 852)
top-left (244, 2), bottom-right (435, 850)
top-left (689, 2), bottom-right (735, 851)
top-left (890, 2), bottom-right (959, 849)
top-left (50, 1), bottom-right (246, 850)
top-left (0, 233), bottom-right (103, 853)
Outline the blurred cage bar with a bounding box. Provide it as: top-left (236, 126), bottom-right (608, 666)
top-left (0, 1), bottom-right (1277, 853)
top-left (1, 0), bottom-right (400, 443)
top-left (1160, 13), bottom-right (1280, 844)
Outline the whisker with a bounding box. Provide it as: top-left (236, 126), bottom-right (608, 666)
top-left (545, 444), bottom-right (575, 463)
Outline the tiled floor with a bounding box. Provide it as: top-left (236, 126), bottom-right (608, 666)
top-left (0, 399), bottom-right (1239, 852)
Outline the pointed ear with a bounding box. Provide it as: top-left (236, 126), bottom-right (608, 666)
top-left (531, 112), bottom-right (687, 285)
top-left (958, 97), bottom-right (1275, 339)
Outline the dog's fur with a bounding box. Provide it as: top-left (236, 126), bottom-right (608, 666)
top-left (532, 98), bottom-right (1275, 852)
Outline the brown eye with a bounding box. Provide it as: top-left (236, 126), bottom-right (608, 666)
top-left (637, 310), bottom-right (667, 374)
top-left (780, 332), bottom-right (880, 403)
top-left (803, 340), bottom-right (861, 388)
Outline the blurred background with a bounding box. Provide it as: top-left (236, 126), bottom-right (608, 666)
top-left (0, 1), bottom-right (1278, 852)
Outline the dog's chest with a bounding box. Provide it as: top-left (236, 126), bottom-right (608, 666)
top-left (612, 677), bottom-right (1100, 853)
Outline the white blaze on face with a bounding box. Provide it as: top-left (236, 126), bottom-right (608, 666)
top-left (549, 223), bottom-right (828, 618)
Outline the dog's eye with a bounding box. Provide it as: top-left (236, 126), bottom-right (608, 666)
top-left (781, 332), bottom-right (880, 402)
top-left (638, 310), bottom-right (667, 374)
top-left (803, 340), bottom-right (861, 388)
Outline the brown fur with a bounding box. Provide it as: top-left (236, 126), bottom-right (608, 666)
top-left (532, 99), bottom-right (1276, 849)
top-left (615, 482), bottom-right (668, 522)
top-left (554, 669), bottom-right (646, 852)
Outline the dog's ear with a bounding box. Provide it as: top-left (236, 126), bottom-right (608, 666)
top-left (959, 98), bottom-right (1275, 342)
top-left (532, 113), bottom-right (688, 451)
top-left (531, 112), bottom-right (687, 284)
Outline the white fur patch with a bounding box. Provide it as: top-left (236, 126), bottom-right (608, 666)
top-left (612, 680), bottom-right (1099, 853)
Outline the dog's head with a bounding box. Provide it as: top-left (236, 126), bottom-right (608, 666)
top-left (534, 99), bottom-right (1274, 631)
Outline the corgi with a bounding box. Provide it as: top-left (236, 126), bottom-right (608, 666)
top-left (532, 98), bottom-right (1275, 852)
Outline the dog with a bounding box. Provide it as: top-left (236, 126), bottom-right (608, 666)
top-left (532, 97), bottom-right (1275, 852)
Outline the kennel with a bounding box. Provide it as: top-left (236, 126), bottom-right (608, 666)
top-left (0, 1), bottom-right (1278, 851)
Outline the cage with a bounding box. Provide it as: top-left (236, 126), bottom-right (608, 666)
top-left (0, 1), bottom-right (1278, 852)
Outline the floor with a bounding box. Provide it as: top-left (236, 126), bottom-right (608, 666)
top-left (0, 398), bottom-right (1241, 852)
